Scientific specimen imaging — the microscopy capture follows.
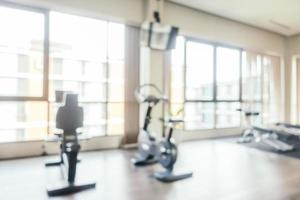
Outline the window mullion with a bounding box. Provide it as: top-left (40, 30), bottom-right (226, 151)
top-left (213, 46), bottom-right (217, 128)
top-left (239, 51), bottom-right (243, 102)
top-left (213, 46), bottom-right (217, 102)
top-left (239, 50), bottom-right (243, 127)
top-left (105, 22), bottom-right (110, 136)
top-left (183, 38), bottom-right (187, 130)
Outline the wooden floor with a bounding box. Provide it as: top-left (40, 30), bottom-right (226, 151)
top-left (1, 140), bottom-right (300, 200)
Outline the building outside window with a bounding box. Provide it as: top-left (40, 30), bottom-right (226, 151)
top-left (0, 5), bottom-right (125, 142)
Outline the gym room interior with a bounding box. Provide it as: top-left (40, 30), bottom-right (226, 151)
top-left (1, 0), bottom-right (300, 199)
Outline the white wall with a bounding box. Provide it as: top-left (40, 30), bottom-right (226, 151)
top-left (9, 0), bottom-right (286, 56)
top-left (164, 2), bottom-right (286, 56)
top-left (8, 0), bottom-right (145, 25)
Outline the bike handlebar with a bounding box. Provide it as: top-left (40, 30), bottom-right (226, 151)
top-left (135, 84), bottom-right (168, 103)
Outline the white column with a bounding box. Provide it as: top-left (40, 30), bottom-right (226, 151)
top-left (139, 0), bottom-right (166, 138)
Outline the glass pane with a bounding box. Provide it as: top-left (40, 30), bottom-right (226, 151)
top-left (83, 61), bottom-right (106, 80)
top-left (107, 103), bottom-right (124, 135)
top-left (109, 62), bottom-right (124, 82)
top-left (82, 82), bottom-right (106, 101)
top-left (108, 22), bottom-right (125, 60)
top-left (82, 103), bottom-right (106, 136)
top-left (185, 103), bottom-right (214, 130)
top-left (0, 6), bottom-right (44, 97)
top-left (216, 47), bottom-right (240, 100)
top-left (109, 83), bottom-right (124, 102)
top-left (186, 41), bottom-right (214, 100)
top-left (108, 62), bottom-right (124, 101)
top-left (262, 56), bottom-right (282, 124)
top-left (49, 12), bottom-right (126, 137)
top-left (216, 102), bottom-right (240, 128)
top-left (48, 80), bottom-right (81, 101)
top-left (49, 12), bottom-right (108, 102)
top-left (242, 53), bottom-right (262, 101)
top-left (171, 37), bottom-right (185, 103)
top-left (0, 102), bottom-right (47, 142)
top-left (50, 12), bottom-right (107, 60)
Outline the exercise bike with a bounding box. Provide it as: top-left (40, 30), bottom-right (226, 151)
top-left (154, 116), bottom-right (193, 182)
top-left (45, 93), bottom-right (96, 196)
top-left (131, 84), bottom-right (167, 166)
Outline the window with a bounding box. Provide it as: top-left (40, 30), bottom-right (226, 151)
top-left (0, 4), bottom-right (125, 142)
top-left (49, 12), bottom-right (125, 137)
top-left (216, 47), bottom-right (240, 100)
top-left (242, 52), bottom-right (282, 125)
top-left (0, 102), bottom-right (47, 142)
top-left (171, 37), bottom-right (282, 131)
top-left (0, 5), bottom-right (46, 98)
top-left (186, 41), bottom-right (214, 100)
top-left (171, 37), bottom-right (242, 130)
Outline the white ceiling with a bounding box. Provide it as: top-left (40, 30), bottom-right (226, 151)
top-left (169, 0), bottom-right (300, 36)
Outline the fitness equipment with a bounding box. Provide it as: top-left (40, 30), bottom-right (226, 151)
top-left (275, 122), bottom-right (300, 137)
top-left (131, 84), bottom-right (167, 166)
top-left (46, 93), bottom-right (96, 196)
top-left (154, 117), bottom-right (193, 182)
top-left (237, 108), bottom-right (294, 152)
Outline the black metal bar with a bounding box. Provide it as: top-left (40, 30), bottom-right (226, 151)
top-left (213, 46), bottom-right (217, 102)
top-left (239, 50), bottom-right (243, 102)
top-left (143, 104), bottom-right (153, 131)
top-left (167, 126), bottom-right (173, 142)
top-left (183, 39), bottom-right (187, 130)
top-left (105, 21), bottom-right (109, 136)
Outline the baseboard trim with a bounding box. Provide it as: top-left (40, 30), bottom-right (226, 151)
top-left (121, 143), bottom-right (138, 149)
top-left (0, 135), bottom-right (123, 160)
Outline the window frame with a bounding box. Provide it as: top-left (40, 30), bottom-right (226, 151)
top-left (180, 36), bottom-right (245, 130)
top-left (0, 2), bottom-right (126, 142)
top-left (0, 1), bottom-right (49, 101)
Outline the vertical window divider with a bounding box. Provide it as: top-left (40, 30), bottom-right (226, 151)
top-left (213, 46), bottom-right (217, 129)
top-left (260, 56), bottom-right (265, 124)
top-left (239, 51), bottom-right (243, 102)
top-left (44, 10), bottom-right (50, 136)
top-left (44, 11), bottom-right (50, 101)
top-left (105, 21), bottom-right (110, 136)
top-left (239, 50), bottom-right (243, 127)
top-left (183, 39), bottom-right (187, 130)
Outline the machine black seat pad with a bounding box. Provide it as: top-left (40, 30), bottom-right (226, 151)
top-left (252, 126), bottom-right (273, 133)
top-left (276, 123), bottom-right (300, 129)
top-left (168, 119), bottom-right (184, 123)
top-left (245, 112), bottom-right (260, 116)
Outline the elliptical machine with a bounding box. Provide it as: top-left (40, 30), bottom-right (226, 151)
top-left (131, 84), bottom-right (167, 166)
top-left (154, 116), bottom-right (193, 182)
top-left (45, 93), bottom-right (96, 196)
